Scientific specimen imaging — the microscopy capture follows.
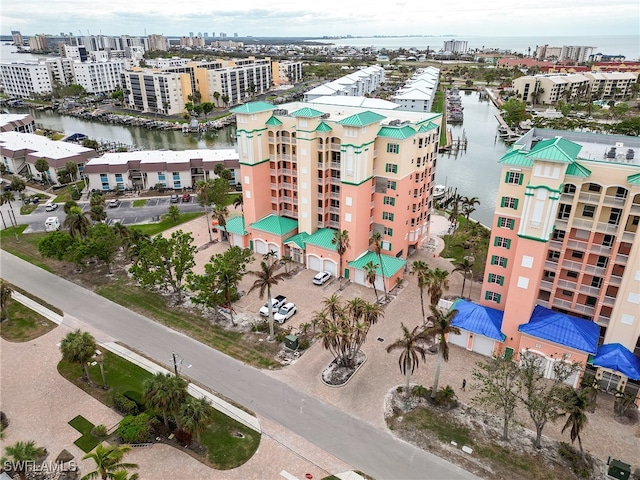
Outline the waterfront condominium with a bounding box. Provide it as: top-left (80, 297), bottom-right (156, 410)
top-left (229, 98), bottom-right (441, 291)
top-left (449, 128), bottom-right (640, 396)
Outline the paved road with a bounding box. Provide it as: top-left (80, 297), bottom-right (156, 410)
top-left (1, 250), bottom-right (479, 480)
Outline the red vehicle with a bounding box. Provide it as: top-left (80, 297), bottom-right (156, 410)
top-left (182, 193), bottom-right (191, 202)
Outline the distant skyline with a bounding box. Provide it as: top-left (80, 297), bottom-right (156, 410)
top-left (2, 0), bottom-right (639, 38)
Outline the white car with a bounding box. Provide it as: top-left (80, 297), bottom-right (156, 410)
top-left (274, 303), bottom-right (297, 324)
top-left (313, 271), bottom-right (332, 285)
top-left (259, 295), bottom-right (287, 317)
top-left (44, 203), bottom-right (58, 212)
top-left (108, 199), bottom-right (120, 208)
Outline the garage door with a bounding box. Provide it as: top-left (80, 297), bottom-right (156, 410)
top-left (308, 255), bottom-right (322, 272)
top-left (449, 331), bottom-right (469, 349)
top-left (354, 269), bottom-right (366, 286)
top-left (472, 335), bottom-right (496, 357)
top-left (255, 239), bottom-right (268, 254)
top-left (232, 234), bottom-right (244, 247)
top-left (323, 259), bottom-right (337, 276)
top-left (269, 245), bottom-right (280, 259)
top-left (374, 275), bottom-right (385, 292)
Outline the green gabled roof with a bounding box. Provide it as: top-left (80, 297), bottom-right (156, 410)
top-left (231, 101), bottom-right (275, 114)
top-left (225, 216), bottom-right (248, 235)
top-left (499, 148), bottom-right (534, 166)
top-left (565, 162), bottom-right (592, 178)
top-left (284, 232), bottom-right (309, 249)
top-left (249, 214), bottom-right (298, 236)
top-left (348, 251), bottom-right (406, 278)
top-left (304, 228), bottom-right (338, 251)
top-left (627, 173), bottom-right (640, 185)
top-left (315, 121), bottom-right (333, 132)
top-left (377, 125), bottom-right (416, 139)
top-left (291, 107), bottom-right (324, 118)
top-left (265, 115), bottom-right (283, 126)
top-left (526, 137), bottom-right (582, 163)
top-left (338, 111), bottom-right (386, 127)
top-left (417, 121), bottom-right (439, 133)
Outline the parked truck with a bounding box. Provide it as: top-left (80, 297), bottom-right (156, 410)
top-left (44, 217), bottom-right (61, 232)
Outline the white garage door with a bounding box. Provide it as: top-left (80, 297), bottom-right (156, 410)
top-left (323, 259), bottom-right (337, 276)
top-left (374, 274), bottom-right (385, 292)
top-left (269, 245), bottom-right (280, 259)
top-left (354, 269), bottom-right (366, 286)
top-left (308, 255), bottom-right (322, 272)
top-left (255, 239), bottom-right (268, 254)
top-left (472, 335), bottom-right (496, 357)
top-left (232, 234), bottom-right (244, 247)
top-left (449, 331), bottom-right (469, 349)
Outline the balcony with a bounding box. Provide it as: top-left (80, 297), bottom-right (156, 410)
top-left (280, 137), bottom-right (291, 144)
top-left (557, 279), bottom-right (577, 290)
top-left (328, 220), bottom-right (340, 228)
top-left (331, 144), bottom-right (341, 152)
top-left (559, 193), bottom-right (575, 202)
top-left (615, 253), bottom-right (628, 265)
top-left (578, 284), bottom-right (601, 296)
top-left (549, 240), bottom-right (563, 250)
top-left (281, 182), bottom-right (292, 189)
top-left (270, 183), bottom-right (276, 189)
top-left (539, 280), bottom-right (553, 291)
top-left (280, 154), bottom-right (292, 161)
top-left (536, 298), bottom-right (549, 308)
top-left (596, 316), bottom-right (610, 327)
top-left (330, 162), bottom-right (341, 169)
top-left (545, 260), bottom-right (559, 270)
top-left (609, 275), bottom-right (623, 286)
top-left (562, 259), bottom-right (583, 270)
top-left (279, 168), bottom-right (292, 175)
top-left (621, 231), bottom-right (635, 242)
top-left (588, 243), bottom-right (612, 255)
top-left (596, 222), bottom-right (619, 234)
top-left (630, 204), bottom-right (640, 214)
top-left (552, 298), bottom-right (573, 310)
top-left (583, 264), bottom-right (606, 276)
top-left (330, 177), bottom-right (341, 185)
top-left (270, 168), bottom-right (276, 175)
top-left (329, 206), bottom-right (340, 214)
top-left (578, 192), bottom-right (601, 203)
top-left (602, 195), bottom-right (627, 207)
top-left (566, 239), bottom-right (587, 250)
top-left (268, 137), bottom-right (275, 144)
top-left (555, 218), bottom-right (569, 229)
top-left (317, 162), bottom-right (325, 170)
top-left (603, 295), bottom-right (617, 307)
top-left (279, 196), bottom-right (293, 203)
top-left (572, 218), bottom-right (594, 230)
top-left (330, 192), bottom-right (340, 200)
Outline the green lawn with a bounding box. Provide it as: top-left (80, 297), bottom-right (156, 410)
top-left (0, 227), bottom-right (53, 272)
top-left (68, 415), bottom-right (101, 452)
top-left (130, 211), bottom-right (204, 236)
top-left (132, 199), bottom-right (147, 207)
top-left (58, 350), bottom-right (261, 468)
top-left (20, 204), bottom-right (37, 215)
top-left (53, 182), bottom-right (84, 203)
top-left (0, 298), bottom-right (57, 342)
top-left (6, 282), bottom-right (63, 316)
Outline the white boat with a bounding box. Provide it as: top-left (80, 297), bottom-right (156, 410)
top-left (433, 185), bottom-right (447, 199)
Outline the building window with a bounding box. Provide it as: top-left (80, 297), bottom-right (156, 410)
top-left (587, 183), bottom-right (601, 193)
top-left (547, 250), bottom-right (560, 261)
top-left (558, 204), bottom-right (572, 220)
top-left (497, 217), bottom-right (515, 229)
top-left (596, 256), bottom-right (608, 268)
top-left (387, 180), bottom-right (397, 190)
top-left (382, 241), bottom-right (392, 251)
top-left (571, 250), bottom-right (584, 260)
top-left (501, 196), bottom-right (519, 209)
top-left (382, 212), bottom-right (395, 221)
top-left (602, 234), bottom-right (614, 247)
top-left (563, 184), bottom-right (576, 194)
top-left (487, 273), bottom-right (504, 285)
top-left (485, 291), bottom-right (501, 303)
top-left (383, 227), bottom-right (393, 236)
top-left (491, 255), bottom-right (508, 267)
top-left (552, 230), bottom-right (566, 240)
top-left (494, 236), bottom-right (511, 248)
top-left (387, 143), bottom-right (400, 154)
top-left (582, 205), bottom-right (596, 218)
top-left (385, 163), bottom-right (398, 173)
top-left (505, 171), bottom-right (523, 185)
top-left (566, 270), bottom-right (579, 279)
top-left (383, 196), bottom-right (396, 206)
top-left (158, 172), bottom-right (166, 181)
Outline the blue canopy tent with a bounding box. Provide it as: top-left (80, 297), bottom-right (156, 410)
top-left (450, 299), bottom-right (506, 341)
top-left (593, 343), bottom-right (640, 380)
top-left (518, 305), bottom-right (600, 354)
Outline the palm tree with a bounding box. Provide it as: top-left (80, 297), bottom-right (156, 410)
top-left (4, 440), bottom-right (45, 480)
top-left (34, 158), bottom-right (50, 184)
top-left (89, 205), bottom-right (107, 223)
top-left (560, 387), bottom-right (591, 457)
top-left (0, 279), bottom-right (13, 323)
top-left (410, 260), bottom-right (429, 323)
top-left (81, 444), bottom-right (138, 480)
top-left (369, 231), bottom-right (387, 298)
top-left (248, 258), bottom-right (288, 339)
top-left (461, 196), bottom-right (480, 228)
top-left (1, 191), bottom-right (18, 229)
top-left (233, 195), bottom-right (243, 214)
top-left (386, 323), bottom-right (430, 398)
top-left (65, 161), bottom-right (79, 182)
top-left (447, 194), bottom-right (462, 229)
top-left (212, 91), bottom-right (221, 107)
top-left (331, 229), bottom-right (350, 279)
top-left (143, 373), bottom-right (188, 429)
top-left (211, 204), bottom-right (229, 244)
top-left (425, 305), bottom-right (460, 399)
top-left (60, 329), bottom-right (97, 383)
top-left (426, 267), bottom-right (450, 307)
top-left (111, 472), bottom-right (139, 480)
top-left (363, 260), bottom-right (379, 302)
top-left (179, 396), bottom-right (213, 443)
top-left (63, 206), bottom-right (91, 240)
top-left (195, 179), bottom-right (214, 242)
top-left (452, 258), bottom-right (474, 298)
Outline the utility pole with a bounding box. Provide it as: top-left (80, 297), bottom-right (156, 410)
top-left (172, 351), bottom-right (179, 376)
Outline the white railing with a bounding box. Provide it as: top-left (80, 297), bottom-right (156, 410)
top-left (596, 316), bottom-right (610, 327)
top-left (549, 240), bottom-right (564, 250)
top-left (545, 260), bottom-right (559, 270)
top-left (603, 295), bottom-right (617, 306)
top-left (572, 303), bottom-right (595, 315)
top-left (615, 253), bottom-right (628, 264)
top-left (269, 168), bottom-right (276, 175)
top-left (555, 218), bottom-right (568, 228)
top-left (589, 243), bottom-right (612, 254)
top-left (572, 218), bottom-right (594, 230)
top-left (539, 280), bottom-right (553, 290)
top-left (536, 299), bottom-right (549, 308)
top-left (609, 275), bottom-right (623, 286)
top-left (602, 195), bottom-right (627, 207)
top-left (578, 192), bottom-right (601, 203)
top-left (553, 298), bottom-right (573, 309)
top-left (330, 192), bottom-right (340, 199)
top-left (562, 259), bottom-right (583, 270)
top-left (621, 231), bottom-right (635, 242)
top-left (559, 193), bottom-right (575, 202)
top-left (331, 144), bottom-right (341, 152)
top-left (579, 284), bottom-right (601, 296)
top-left (566, 239), bottom-right (587, 250)
top-left (596, 222), bottom-right (619, 234)
top-left (630, 204), bottom-right (640, 214)
top-left (557, 279), bottom-right (577, 290)
top-left (330, 162), bottom-right (341, 169)
top-left (279, 168), bottom-right (292, 175)
top-left (583, 264), bottom-right (606, 276)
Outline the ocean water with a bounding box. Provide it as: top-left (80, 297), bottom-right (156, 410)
top-left (315, 35), bottom-right (640, 61)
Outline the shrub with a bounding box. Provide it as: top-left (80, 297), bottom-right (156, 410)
top-left (412, 385), bottom-right (429, 399)
top-left (251, 319), bottom-right (268, 333)
top-left (112, 392), bottom-right (139, 416)
top-left (558, 442), bottom-right (591, 478)
top-left (298, 338), bottom-right (311, 350)
top-left (434, 385), bottom-right (458, 408)
top-left (275, 326), bottom-right (293, 343)
top-left (117, 413), bottom-right (152, 444)
top-left (92, 424), bottom-right (108, 437)
top-left (174, 429), bottom-right (192, 446)
top-left (71, 189), bottom-right (82, 201)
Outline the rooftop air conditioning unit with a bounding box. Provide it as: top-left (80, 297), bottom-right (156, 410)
top-left (320, 113), bottom-right (330, 119)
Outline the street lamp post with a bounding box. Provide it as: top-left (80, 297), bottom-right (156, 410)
top-left (172, 351), bottom-right (180, 377)
top-left (467, 270), bottom-right (473, 300)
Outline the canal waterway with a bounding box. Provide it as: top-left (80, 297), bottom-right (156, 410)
top-left (9, 91), bottom-right (507, 226)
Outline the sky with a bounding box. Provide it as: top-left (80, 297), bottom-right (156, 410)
top-left (2, 0), bottom-right (639, 38)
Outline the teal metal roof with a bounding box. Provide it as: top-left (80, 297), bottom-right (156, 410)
top-left (291, 107), bottom-right (324, 118)
top-left (417, 121), bottom-right (439, 133)
top-left (565, 162), bottom-right (592, 177)
top-left (225, 216), bottom-right (247, 235)
top-left (348, 251), bottom-right (406, 278)
top-left (249, 214), bottom-right (298, 236)
top-left (284, 231), bottom-right (309, 249)
top-left (304, 228), bottom-right (338, 251)
top-left (338, 111), bottom-right (386, 127)
top-left (315, 121), bottom-right (333, 132)
top-left (231, 101), bottom-right (275, 114)
top-left (377, 125), bottom-right (417, 139)
top-left (627, 173), bottom-right (640, 185)
top-left (526, 137), bottom-right (582, 163)
top-left (499, 145), bottom-right (534, 166)
top-left (265, 115), bottom-right (283, 126)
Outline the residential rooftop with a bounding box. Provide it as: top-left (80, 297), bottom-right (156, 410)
top-left (88, 149), bottom-right (238, 166)
top-left (0, 131), bottom-right (94, 159)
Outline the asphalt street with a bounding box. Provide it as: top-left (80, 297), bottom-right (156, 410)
top-left (0, 250), bottom-right (479, 480)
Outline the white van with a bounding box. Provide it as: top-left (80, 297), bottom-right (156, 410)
top-left (44, 217), bottom-right (61, 232)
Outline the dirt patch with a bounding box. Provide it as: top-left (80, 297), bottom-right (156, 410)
top-left (321, 351), bottom-right (366, 386)
top-left (384, 388), bottom-right (606, 480)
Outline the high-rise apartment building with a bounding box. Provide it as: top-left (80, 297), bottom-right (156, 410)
top-left (147, 34), bottom-right (168, 52)
top-left (0, 63), bottom-right (53, 97)
top-left (443, 39), bottom-right (468, 54)
top-left (11, 31), bottom-right (24, 46)
top-left (120, 70), bottom-right (191, 115)
top-left (452, 128), bottom-right (640, 393)
top-left (229, 99), bottom-right (441, 290)
top-left (272, 60), bottom-right (304, 86)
